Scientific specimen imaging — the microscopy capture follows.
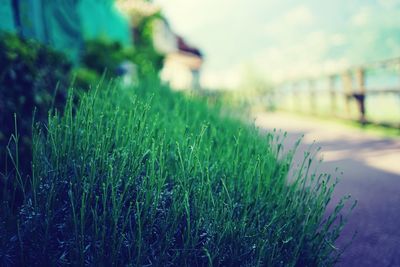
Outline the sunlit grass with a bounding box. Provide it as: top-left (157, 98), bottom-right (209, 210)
top-left (276, 91), bottom-right (400, 128)
top-left (1, 79), bottom-right (353, 266)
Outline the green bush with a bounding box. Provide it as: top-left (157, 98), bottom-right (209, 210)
top-left (0, 30), bottom-right (164, 211)
top-left (72, 67), bottom-right (102, 92)
top-left (80, 38), bottom-right (163, 81)
top-left (132, 13), bottom-right (165, 78)
top-left (0, 80), bottom-right (354, 266)
top-left (0, 32), bottom-right (72, 186)
top-left (81, 40), bottom-right (130, 77)
top-left (80, 11), bottom-right (165, 82)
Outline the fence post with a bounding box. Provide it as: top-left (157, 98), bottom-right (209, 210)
top-left (329, 75), bottom-right (336, 115)
top-left (292, 82), bottom-right (298, 112)
top-left (308, 79), bottom-right (316, 114)
top-left (355, 68), bottom-right (366, 124)
top-left (342, 71), bottom-right (353, 118)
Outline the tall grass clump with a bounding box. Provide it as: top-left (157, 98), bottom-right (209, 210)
top-left (1, 80), bottom-right (353, 266)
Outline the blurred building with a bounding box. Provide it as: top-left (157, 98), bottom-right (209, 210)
top-left (116, 0), bottom-right (203, 90)
top-left (161, 36), bottom-right (203, 90)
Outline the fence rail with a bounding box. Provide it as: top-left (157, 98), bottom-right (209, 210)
top-left (273, 57), bottom-right (400, 128)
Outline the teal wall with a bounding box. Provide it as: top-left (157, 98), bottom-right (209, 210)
top-left (0, 0), bottom-right (131, 62)
top-left (0, 0), bottom-right (16, 32)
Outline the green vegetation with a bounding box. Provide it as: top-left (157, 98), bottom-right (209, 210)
top-left (0, 32), bottom-right (73, 177)
top-left (0, 28), bottom-right (163, 178)
top-left (73, 13), bottom-right (165, 90)
top-left (314, 114), bottom-right (400, 138)
top-left (0, 10), bottom-right (354, 264)
top-left (1, 79), bottom-right (353, 266)
top-left (78, 37), bottom-right (163, 83)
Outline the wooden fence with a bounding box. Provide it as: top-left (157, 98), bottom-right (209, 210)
top-left (273, 57), bottom-right (400, 128)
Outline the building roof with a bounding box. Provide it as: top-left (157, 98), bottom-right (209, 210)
top-left (176, 36), bottom-right (202, 58)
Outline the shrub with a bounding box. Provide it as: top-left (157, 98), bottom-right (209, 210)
top-left (1, 80), bottom-right (354, 266)
top-left (81, 40), bottom-right (130, 77)
top-left (0, 31), bottom-right (163, 211)
top-left (80, 13), bottom-right (165, 82)
top-left (72, 67), bottom-right (102, 92)
top-left (132, 15), bottom-right (165, 78)
top-left (0, 32), bottom-right (72, 193)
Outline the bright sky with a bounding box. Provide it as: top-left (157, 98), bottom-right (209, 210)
top-left (155, 0), bottom-right (400, 89)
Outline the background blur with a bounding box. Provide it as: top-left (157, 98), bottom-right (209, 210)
top-left (157, 0), bottom-right (400, 88)
top-left (156, 0), bottom-right (400, 128)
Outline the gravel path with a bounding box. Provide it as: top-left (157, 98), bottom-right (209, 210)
top-left (254, 111), bottom-right (400, 267)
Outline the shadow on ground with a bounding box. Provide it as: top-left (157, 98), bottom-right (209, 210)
top-left (254, 112), bottom-right (400, 267)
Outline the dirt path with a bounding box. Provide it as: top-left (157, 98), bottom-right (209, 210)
top-left (254, 111), bottom-right (400, 267)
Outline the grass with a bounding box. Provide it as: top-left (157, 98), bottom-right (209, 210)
top-left (274, 92), bottom-right (400, 135)
top-left (1, 79), bottom-right (354, 266)
top-left (264, 109), bottom-right (400, 139)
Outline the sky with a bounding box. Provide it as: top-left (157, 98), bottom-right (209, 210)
top-left (155, 0), bottom-right (400, 89)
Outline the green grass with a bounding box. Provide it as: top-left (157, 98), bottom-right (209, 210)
top-left (1, 79), bottom-right (354, 266)
top-left (275, 92), bottom-right (400, 133)
top-left (267, 109), bottom-right (400, 139)
top-left (335, 118), bottom-right (400, 138)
